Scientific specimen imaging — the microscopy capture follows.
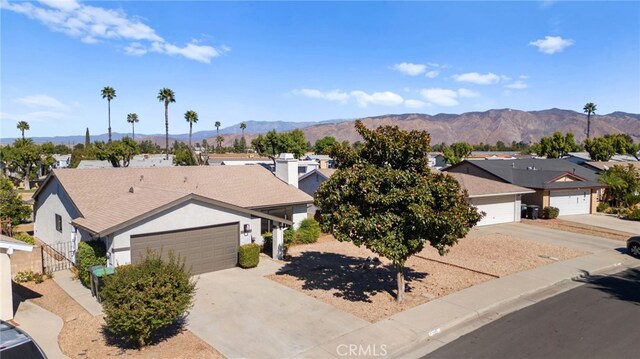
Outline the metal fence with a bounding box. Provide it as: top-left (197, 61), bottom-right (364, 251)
top-left (41, 240), bottom-right (75, 273)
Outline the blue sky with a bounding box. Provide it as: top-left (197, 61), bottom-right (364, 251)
top-left (1, 0), bottom-right (639, 138)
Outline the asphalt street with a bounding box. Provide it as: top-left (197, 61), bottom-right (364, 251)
top-left (425, 268), bottom-right (640, 359)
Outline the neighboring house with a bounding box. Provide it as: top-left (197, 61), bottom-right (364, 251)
top-left (303, 154), bottom-right (334, 169)
top-left (444, 159), bottom-right (606, 216)
top-left (52, 154), bottom-right (71, 169)
top-left (447, 172), bottom-right (534, 226)
top-left (77, 154), bottom-right (175, 169)
top-left (32, 164), bottom-right (312, 274)
top-left (582, 161), bottom-right (640, 174)
top-left (298, 168), bottom-right (337, 197)
top-left (565, 152), bottom-right (638, 165)
top-left (429, 153), bottom-right (446, 169)
top-left (297, 159), bottom-right (320, 176)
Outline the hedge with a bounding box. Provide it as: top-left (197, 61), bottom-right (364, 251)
top-left (542, 206), bottom-right (560, 219)
top-left (239, 243), bottom-right (260, 268)
top-left (76, 240), bottom-right (107, 287)
top-left (629, 208), bottom-right (640, 221)
top-left (14, 233), bottom-right (35, 245)
top-left (293, 218), bottom-right (321, 244)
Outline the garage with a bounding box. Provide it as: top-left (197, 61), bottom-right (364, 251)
top-left (471, 195), bottom-right (518, 226)
top-left (130, 223), bottom-right (239, 274)
top-left (549, 190), bottom-right (590, 216)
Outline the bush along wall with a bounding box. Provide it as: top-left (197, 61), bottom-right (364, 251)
top-left (76, 240), bottom-right (107, 287)
top-left (239, 243), bottom-right (260, 268)
top-left (542, 206), bottom-right (560, 219)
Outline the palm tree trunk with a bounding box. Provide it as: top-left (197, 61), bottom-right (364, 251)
top-left (108, 100), bottom-right (112, 144)
top-left (21, 130), bottom-right (25, 139)
top-left (586, 113), bottom-right (591, 139)
top-left (132, 123), bottom-right (135, 140)
top-left (165, 103), bottom-right (169, 160)
top-left (189, 123), bottom-right (193, 148)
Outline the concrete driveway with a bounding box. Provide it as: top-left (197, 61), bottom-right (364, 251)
top-left (187, 257), bottom-right (368, 359)
top-left (472, 222), bottom-right (626, 253)
top-left (561, 214), bottom-right (639, 235)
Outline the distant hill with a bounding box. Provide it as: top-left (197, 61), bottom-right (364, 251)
top-left (2, 109), bottom-right (637, 147)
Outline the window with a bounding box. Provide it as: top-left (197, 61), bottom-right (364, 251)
top-left (55, 214), bottom-right (62, 232)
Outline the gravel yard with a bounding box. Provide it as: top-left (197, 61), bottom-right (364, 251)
top-left (13, 280), bottom-right (223, 359)
top-left (522, 218), bottom-right (632, 241)
top-left (269, 231), bottom-right (587, 322)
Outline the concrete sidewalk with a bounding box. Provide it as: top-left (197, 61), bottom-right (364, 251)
top-left (13, 300), bottom-right (67, 359)
top-left (52, 269), bottom-right (103, 316)
top-left (561, 214), bottom-right (639, 235)
top-left (295, 249), bottom-right (640, 358)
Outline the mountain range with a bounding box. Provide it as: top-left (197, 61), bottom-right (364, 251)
top-left (2, 108), bottom-right (638, 147)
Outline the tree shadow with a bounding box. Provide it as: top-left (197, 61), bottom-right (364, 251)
top-left (576, 268), bottom-right (640, 306)
top-left (11, 281), bottom-right (43, 317)
top-left (274, 251), bottom-right (427, 302)
top-left (101, 317), bottom-right (187, 350)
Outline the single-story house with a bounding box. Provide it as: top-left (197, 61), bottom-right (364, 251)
top-left (444, 159), bottom-right (606, 216)
top-left (446, 172), bottom-right (534, 226)
top-left (52, 154), bottom-right (71, 169)
top-left (565, 152), bottom-right (638, 166)
top-left (582, 161), bottom-right (640, 174)
top-left (32, 163), bottom-right (312, 274)
top-left (298, 168), bottom-right (337, 197)
top-left (1, 235), bottom-right (34, 320)
top-left (303, 154), bottom-right (334, 169)
top-left (77, 154), bottom-right (175, 169)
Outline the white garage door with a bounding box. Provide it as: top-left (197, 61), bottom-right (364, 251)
top-left (471, 195), bottom-right (516, 226)
top-left (549, 190), bottom-right (590, 216)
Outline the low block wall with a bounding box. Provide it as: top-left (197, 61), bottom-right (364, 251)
top-left (10, 246), bottom-right (43, 276)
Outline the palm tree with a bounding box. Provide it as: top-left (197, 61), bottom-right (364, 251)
top-left (101, 86), bottom-right (116, 143)
top-left (583, 102), bottom-right (597, 139)
top-left (126, 113), bottom-right (139, 140)
top-left (240, 122), bottom-right (247, 138)
top-left (157, 88), bottom-right (176, 160)
top-left (184, 110), bottom-right (199, 148)
top-left (215, 121), bottom-right (221, 151)
top-left (16, 121), bottom-right (30, 139)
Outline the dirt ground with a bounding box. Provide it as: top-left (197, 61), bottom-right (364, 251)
top-left (522, 218), bottom-right (631, 241)
top-left (13, 280), bottom-right (223, 359)
top-left (268, 232), bottom-right (587, 322)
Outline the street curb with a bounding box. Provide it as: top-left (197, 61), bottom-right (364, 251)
top-left (393, 260), bottom-right (631, 359)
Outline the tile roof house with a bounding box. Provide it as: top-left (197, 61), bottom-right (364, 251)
top-left (33, 165), bottom-right (312, 274)
top-left (444, 159), bottom-right (606, 216)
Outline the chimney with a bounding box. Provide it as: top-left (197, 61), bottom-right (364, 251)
top-left (275, 153), bottom-right (299, 188)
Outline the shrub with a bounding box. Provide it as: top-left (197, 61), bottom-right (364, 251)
top-left (76, 240), bottom-right (107, 287)
top-left (14, 271), bottom-right (34, 283)
top-left (596, 202), bottom-right (610, 213)
top-left (238, 243), bottom-right (260, 268)
top-left (628, 208), bottom-right (640, 221)
top-left (14, 233), bottom-right (35, 245)
top-left (293, 218), bottom-right (321, 244)
top-left (101, 250), bottom-right (196, 348)
top-left (262, 232), bottom-right (273, 254)
top-left (542, 206), bottom-right (560, 219)
top-left (283, 228), bottom-right (295, 256)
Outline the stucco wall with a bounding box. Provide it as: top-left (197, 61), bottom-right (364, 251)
top-left (292, 204), bottom-right (308, 229)
top-left (7, 247), bottom-right (42, 275)
top-left (299, 173), bottom-right (326, 197)
top-left (108, 200), bottom-right (262, 267)
top-left (34, 177), bottom-right (80, 245)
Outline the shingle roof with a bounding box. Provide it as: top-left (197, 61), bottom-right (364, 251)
top-left (585, 161), bottom-right (640, 172)
top-left (446, 172), bottom-right (534, 198)
top-left (41, 166), bottom-right (313, 235)
top-left (448, 159), bottom-right (605, 189)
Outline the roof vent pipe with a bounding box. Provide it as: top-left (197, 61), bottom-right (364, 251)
top-left (129, 187), bottom-right (134, 193)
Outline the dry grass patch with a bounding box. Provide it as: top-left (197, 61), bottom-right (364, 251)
top-left (522, 218), bottom-right (632, 241)
top-left (13, 279), bottom-right (223, 359)
top-left (269, 232), bottom-right (587, 322)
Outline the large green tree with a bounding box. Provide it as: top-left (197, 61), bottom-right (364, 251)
top-left (16, 121), bottom-right (30, 139)
top-left (599, 164), bottom-right (640, 207)
top-left (252, 129), bottom-right (308, 158)
top-left (101, 86), bottom-right (116, 143)
top-left (583, 102), bottom-right (597, 139)
top-left (157, 88), bottom-right (176, 160)
top-left (535, 132), bottom-right (579, 158)
top-left (127, 113), bottom-right (139, 140)
top-left (314, 136), bottom-right (338, 155)
top-left (2, 139), bottom-right (41, 189)
top-left (0, 177), bottom-right (32, 229)
top-left (584, 136), bottom-right (616, 161)
top-left (94, 137), bottom-right (140, 167)
top-left (315, 121), bottom-right (483, 302)
top-left (442, 142), bottom-right (473, 165)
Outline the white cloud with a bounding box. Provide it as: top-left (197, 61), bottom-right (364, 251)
top-left (293, 88), bottom-right (404, 107)
top-left (457, 88), bottom-right (480, 98)
top-left (452, 72), bottom-right (501, 85)
top-left (15, 95), bottom-right (68, 109)
top-left (420, 88), bottom-right (480, 107)
top-left (420, 88), bottom-right (459, 107)
top-left (350, 91), bottom-right (404, 107)
top-left (1, 0), bottom-right (226, 63)
top-left (505, 80), bottom-right (528, 90)
top-left (425, 70), bottom-right (440, 78)
top-left (529, 36), bottom-right (574, 54)
top-left (404, 99), bottom-right (427, 109)
top-left (392, 62), bottom-right (426, 76)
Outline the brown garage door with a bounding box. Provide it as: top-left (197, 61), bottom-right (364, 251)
top-left (130, 223), bottom-right (239, 274)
